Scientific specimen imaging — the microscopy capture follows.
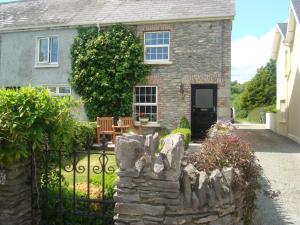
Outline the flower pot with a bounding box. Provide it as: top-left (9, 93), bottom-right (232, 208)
top-left (139, 117), bottom-right (149, 124)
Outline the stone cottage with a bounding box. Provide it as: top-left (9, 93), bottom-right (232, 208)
top-left (0, 0), bottom-right (235, 139)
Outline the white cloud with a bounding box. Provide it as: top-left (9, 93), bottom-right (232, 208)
top-left (231, 28), bottom-right (276, 83)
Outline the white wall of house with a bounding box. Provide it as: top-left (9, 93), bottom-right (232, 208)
top-left (286, 22), bottom-right (300, 143)
top-left (272, 8), bottom-right (300, 144)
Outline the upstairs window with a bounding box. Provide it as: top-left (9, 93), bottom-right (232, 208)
top-left (144, 31), bottom-right (170, 62)
top-left (134, 86), bottom-right (158, 122)
top-left (37, 37), bottom-right (58, 64)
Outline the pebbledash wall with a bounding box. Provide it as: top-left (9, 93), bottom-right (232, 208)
top-left (114, 134), bottom-right (244, 225)
top-left (137, 20), bottom-right (232, 130)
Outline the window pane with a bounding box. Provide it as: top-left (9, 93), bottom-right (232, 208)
top-left (152, 87), bottom-right (156, 95)
top-left (47, 87), bottom-right (56, 94)
top-left (145, 33), bottom-right (151, 40)
top-left (140, 95), bottom-right (145, 103)
top-left (59, 87), bottom-right (71, 94)
top-left (151, 95), bottom-right (156, 103)
top-left (50, 37), bottom-right (58, 63)
top-left (39, 38), bottom-right (48, 62)
top-left (195, 89), bottom-right (213, 108)
top-left (140, 87), bottom-right (145, 95)
top-left (152, 106), bottom-right (157, 113)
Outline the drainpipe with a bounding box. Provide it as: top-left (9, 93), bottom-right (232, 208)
top-left (97, 24), bottom-right (101, 35)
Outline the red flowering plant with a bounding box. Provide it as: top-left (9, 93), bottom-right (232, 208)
top-left (139, 112), bottom-right (148, 119)
top-left (188, 121), bottom-right (261, 225)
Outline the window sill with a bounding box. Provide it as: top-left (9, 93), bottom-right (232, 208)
top-left (134, 122), bottom-right (160, 128)
top-left (144, 60), bottom-right (173, 65)
top-left (34, 64), bottom-right (59, 68)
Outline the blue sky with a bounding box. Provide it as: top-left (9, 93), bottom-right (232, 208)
top-left (0, 0), bottom-right (291, 82)
top-left (232, 0), bottom-right (290, 82)
top-left (233, 0), bottom-right (289, 41)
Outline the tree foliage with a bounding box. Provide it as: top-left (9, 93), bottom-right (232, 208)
top-left (0, 87), bottom-right (76, 165)
top-left (232, 59), bottom-right (276, 118)
top-left (71, 24), bottom-right (150, 120)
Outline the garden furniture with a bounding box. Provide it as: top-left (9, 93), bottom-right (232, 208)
top-left (96, 117), bottom-right (115, 144)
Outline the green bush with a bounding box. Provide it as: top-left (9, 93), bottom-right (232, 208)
top-left (171, 128), bottom-right (191, 150)
top-left (247, 107), bottom-right (266, 123)
top-left (178, 116), bottom-right (191, 129)
top-left (72, 121), bottom-right (96, 150)
top-left (71, 24), bottom-right (150, 120)
top-left (263, 105), bottom-right (277, 113)
top-left (0, 87), bottom-right (76, 165)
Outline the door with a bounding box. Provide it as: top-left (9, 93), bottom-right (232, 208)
top-left (191, 84), bottom-right (217, 139)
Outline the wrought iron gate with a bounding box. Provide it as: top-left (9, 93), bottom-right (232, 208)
top-left (33, 138), bottom-right (116, 225)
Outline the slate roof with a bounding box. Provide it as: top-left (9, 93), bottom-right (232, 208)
top-left (0, 0), bottom-right (235, 31)
top-left (292, 0), bottom-right (300, 22)
top-left (277, 23), bottom-right (288, 38)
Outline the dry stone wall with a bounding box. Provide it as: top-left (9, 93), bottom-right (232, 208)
top-left (114, 134), bottom-right (244, 225)
top-left (0, 161), bottom-right (32, 225)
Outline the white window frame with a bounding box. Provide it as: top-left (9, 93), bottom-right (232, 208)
top-left (144, 31), bottom-right (170, 64)
top-left (44, 85), bottom-right (72, 97)
top-left (280, 99), bottom-right (287, 122)
top-left (134, 86), bottom-right (158, 123)
top-left (36, 36), bottom-right (59, 66)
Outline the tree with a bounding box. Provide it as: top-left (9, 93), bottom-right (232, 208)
top-left (240, 59), bottom-right (276, 113)
top-left (70, 24), bottom-right (150, 120)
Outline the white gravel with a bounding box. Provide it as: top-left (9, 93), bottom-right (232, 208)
top-left (236, 127), bottom-right (300, 225)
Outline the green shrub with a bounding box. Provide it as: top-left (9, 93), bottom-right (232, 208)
top-left (72, 121), bottom-right (96, 150)
top-left (0, 87), bottom-right (76, 165)
top-left (247, 107), bottom-right (266, 123)
top-left (171, 128), bottom-right (191, 150)
top-left (263, 105), bottom-right (277, 113)
top-left (178, 117), bottom-right (191, 129)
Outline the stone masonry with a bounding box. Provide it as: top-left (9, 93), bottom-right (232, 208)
top-left (0, 161), bottom-right (32, 225)
top-left (136, 20), bottom-right (232, 130)
top-left (114, 134), bottom-right (244, 225)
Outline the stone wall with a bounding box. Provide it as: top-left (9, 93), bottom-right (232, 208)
top-left (0, 161), bottom-right (32, 225)
top-left (114, 134), bottom-right (244, 225)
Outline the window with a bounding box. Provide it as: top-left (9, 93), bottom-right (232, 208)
top-left (144, 31), bottom-right (170, 62)
top-left (280, 100), bottom-right (287, 122)
top-left (134, 86), bottom-right (158, 122)
top-left (45, 86), bottom-right (71, 96)
top-left (37, 37), bottom-right (58, 64)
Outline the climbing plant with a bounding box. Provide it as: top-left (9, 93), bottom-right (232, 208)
top-left (71, 24), bottom-right (150, 120)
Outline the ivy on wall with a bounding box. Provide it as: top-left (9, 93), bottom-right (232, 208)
top-left (70, 24), bottom-right (150, 120)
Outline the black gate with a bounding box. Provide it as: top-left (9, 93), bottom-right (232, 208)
top-left (33, 138), bottom-right (116, 225)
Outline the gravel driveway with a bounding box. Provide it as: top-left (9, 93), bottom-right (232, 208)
top-left (236, 126), bottom-right (300, 225)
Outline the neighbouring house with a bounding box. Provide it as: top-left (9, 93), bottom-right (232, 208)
top-left (271, 0), bottom-right (300, 144)
top-left (0, 0), bottom-right (234, 140)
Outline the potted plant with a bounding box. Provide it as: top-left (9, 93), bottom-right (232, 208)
top-left (139, 112), bottom-right (149, 124)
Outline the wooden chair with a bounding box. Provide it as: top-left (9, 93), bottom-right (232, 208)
top-left (96, 117), bottom-right (114, 144)
top-left (121, 117), bottom-right (134, 133)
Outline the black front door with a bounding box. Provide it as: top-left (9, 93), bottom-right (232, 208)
top-left (191, 84), bottom-right (217, 139)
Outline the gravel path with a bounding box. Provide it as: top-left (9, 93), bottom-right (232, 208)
top-left (236, 127), bottom-right (300, 225)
